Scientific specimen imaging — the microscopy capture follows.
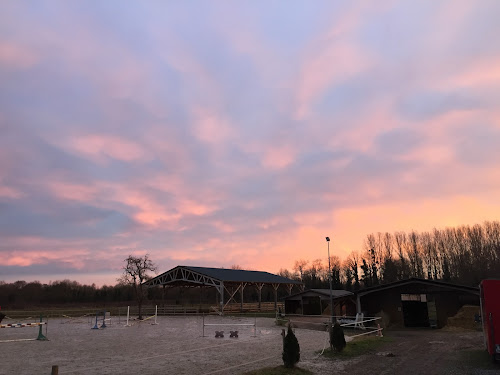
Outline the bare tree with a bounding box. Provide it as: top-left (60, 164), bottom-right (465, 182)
top-left (293, 259), bottom-right (309, 281)
top-left (118, 254), bottom-right (157, 320)
top-left (394, 231), bottom-right (409, 279)
top-left (278, 268), bottom-right (299, 280)
top-left (346, 251), bottom-right (360, 290)
top-left (407, 231), bottom-right (424, 277)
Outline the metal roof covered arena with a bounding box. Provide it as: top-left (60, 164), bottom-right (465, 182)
top-left (144, 265), bottom-right (304, 313)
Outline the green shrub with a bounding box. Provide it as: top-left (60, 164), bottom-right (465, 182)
top-left (329, 322), bottom-right (346, 352)
top-left (282, 324), bottom-right (300, 368)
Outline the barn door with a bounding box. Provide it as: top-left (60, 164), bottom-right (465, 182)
top-left (427, 300), bottom-right (437, 328)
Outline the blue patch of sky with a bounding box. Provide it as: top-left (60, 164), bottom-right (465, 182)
top-left (397, 90), bottom-right (480, 122)
top-left (315, 74), bottom-right (377, 122)
top-left (457, 123), bottom-right (500, 165)
top-left (449, 3), bottom-right (500, 59)
top-left (0, 200), bottom-right (132, 238)
top-left (375, 128), bottom-right (424, 155)
top-left (254, 1), bottom-right (338, 56)
top-left (357, 2), bottom-right (438, 62)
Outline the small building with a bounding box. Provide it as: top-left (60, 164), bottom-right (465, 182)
top-left (283, 289), bottom-right (356, 316)
top-left (356, 278), bottom-right (479, 328)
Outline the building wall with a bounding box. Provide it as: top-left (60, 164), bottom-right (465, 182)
top-left (359, 283), bottom-right (479, 328)
top-left (361, 291), bottom-right (404, 327)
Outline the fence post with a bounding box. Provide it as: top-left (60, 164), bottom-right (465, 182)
top-left (51, 365), bottom-right (59, 375)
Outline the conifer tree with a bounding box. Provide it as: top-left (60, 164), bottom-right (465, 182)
top-left (282, 324), bottom-right (300, 368)
top-left (330, 322), bottom-right (346, 352)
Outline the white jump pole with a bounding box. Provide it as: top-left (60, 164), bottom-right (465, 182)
top-left (125, 306), bottom-right (131, 327)
top-left (151, 305), bottom-right (159, 325)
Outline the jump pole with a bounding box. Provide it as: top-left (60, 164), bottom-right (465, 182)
top-left (151, 305), bottom-right (159, 325)
top-left (125, 306), bottom-right (131, 327)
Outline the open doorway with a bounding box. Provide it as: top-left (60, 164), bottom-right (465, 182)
top-left (401, 294), bottom-right (430, 327)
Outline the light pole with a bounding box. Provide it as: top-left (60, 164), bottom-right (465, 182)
top-left (326, 236), bottom-right (334, 323)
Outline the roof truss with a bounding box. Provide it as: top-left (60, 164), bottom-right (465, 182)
top-left (146, 266), bottom-right (220, 288)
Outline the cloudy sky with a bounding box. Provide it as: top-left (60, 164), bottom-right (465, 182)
top-left (1, 1), bottom-right (500, 286)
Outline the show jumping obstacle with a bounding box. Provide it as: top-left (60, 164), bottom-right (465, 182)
top-left (202, 314), bottom-right (257, 338)
top-left (91, 311), bottom-right (110, 330)
top-left (0, 315), bottom-right (48, 342)
top-left (124, 305), bottom-right (159, 327)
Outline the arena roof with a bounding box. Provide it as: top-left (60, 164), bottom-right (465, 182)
top-left (144, 265), bottom-right (303, 287)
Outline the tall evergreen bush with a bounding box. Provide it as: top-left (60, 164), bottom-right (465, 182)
top-left (329, 322), bottom-right (346, 352)
top-left (282, 324), bottom-right (300, 368)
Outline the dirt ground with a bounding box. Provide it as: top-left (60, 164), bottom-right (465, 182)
top-left (298, 329), bottom-right (498, 375)
top-left (0, 315), bottom-right (496, 375)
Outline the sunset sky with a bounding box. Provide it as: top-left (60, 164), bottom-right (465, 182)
top-left (1, 1), bottom-right (500, 286)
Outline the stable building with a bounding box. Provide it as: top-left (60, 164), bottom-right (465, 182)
top-left (283, 289), bottom-right (356, 316)
top-left (356, 278), bottom-right (479, 328)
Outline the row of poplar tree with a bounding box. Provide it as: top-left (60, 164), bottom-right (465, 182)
top-left (279, 220), bottom-right (500, 289)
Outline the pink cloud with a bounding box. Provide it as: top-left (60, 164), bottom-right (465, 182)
top-left (261, 145), bottom-right (296, 169)
top-left (192, 107), bottom-right (234, 144)
top-left (4, 249), bottom-right (89, 269)
top-left (0, 41), bottom-right (38, 69)
top-left (46, 181), bottom-right (98, 202)
top-left (0, 184), bottom-right (23, 199)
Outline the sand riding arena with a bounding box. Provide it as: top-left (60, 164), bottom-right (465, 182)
top-left (0, 314), bottom-right (333, 375)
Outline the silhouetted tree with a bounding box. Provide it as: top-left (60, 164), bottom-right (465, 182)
top-left (118, 254), bottom-right (157, 320)
top-left (282, 324), bottom-right (300, 368)
top-left (293, 259), bottom-right (309, 281)
top-left (329, 322), bottom-right (346, 352)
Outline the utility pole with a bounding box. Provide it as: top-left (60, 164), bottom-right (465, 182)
top-left (326, 236), bottom-right (335, 323)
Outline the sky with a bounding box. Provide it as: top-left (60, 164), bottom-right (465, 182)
top-left (1, 1), bottom-right (500, 286)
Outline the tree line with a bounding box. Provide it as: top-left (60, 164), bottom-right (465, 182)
top-left (2, 221), bottom-right (499, 308)
top-left (279, 220), bottom-right (500, 290)
top-left (0, 279), bottom-right (138, 309)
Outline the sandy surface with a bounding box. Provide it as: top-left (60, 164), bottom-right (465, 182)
top-left (1, 315), bottom-right (495, 375)
top-left (0, 315), bottom-right (330, 375)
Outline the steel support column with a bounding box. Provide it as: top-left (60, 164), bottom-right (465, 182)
top-left (255, 283), bottom-right (264, 311)
top-left (240, 282), bottom-right (247, 311)
top-left (272, 283), bottom-right (279, 310)
top-left (220, 282), bottom-right (224, 314)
